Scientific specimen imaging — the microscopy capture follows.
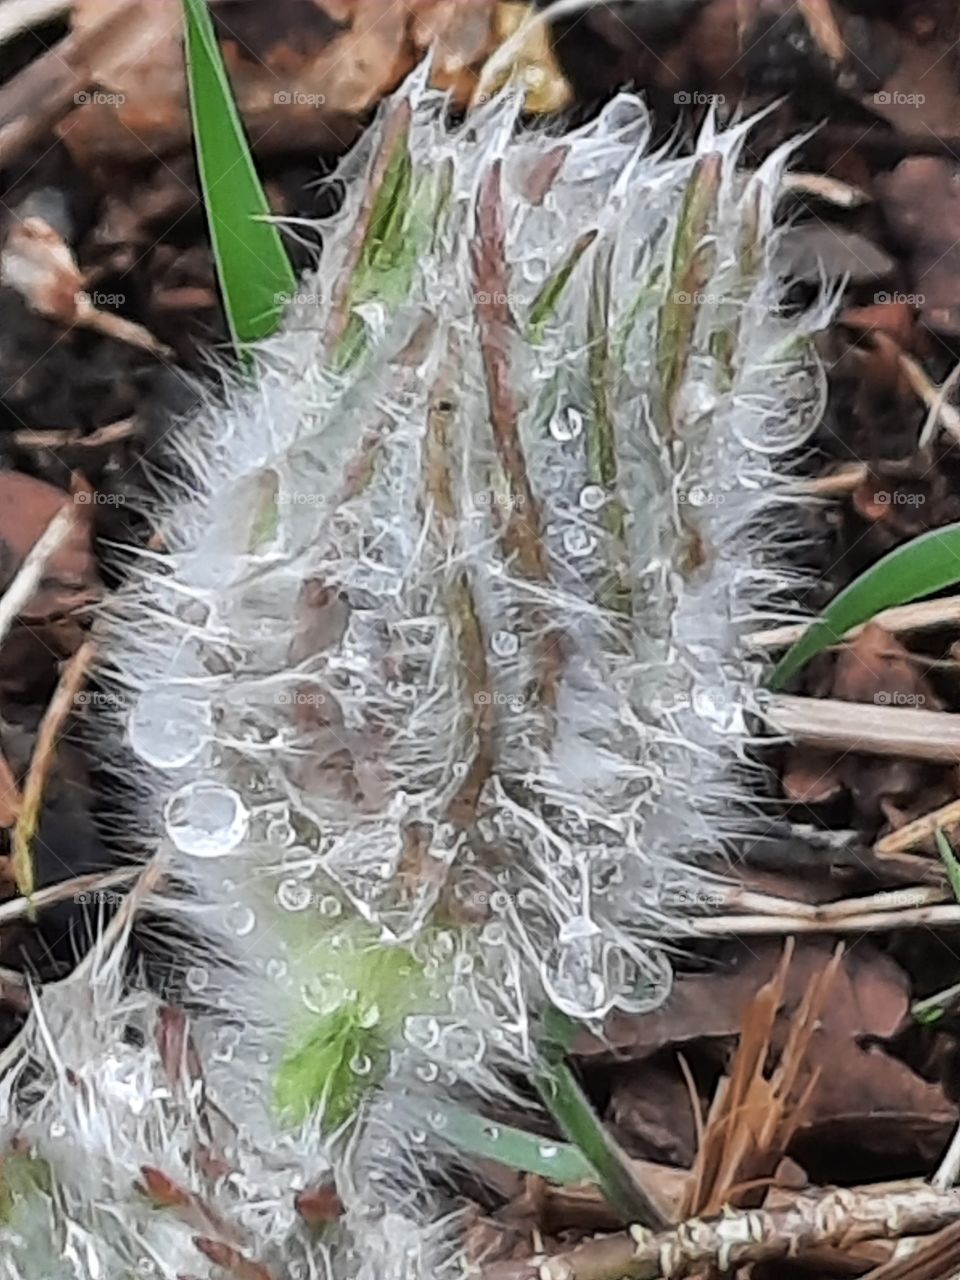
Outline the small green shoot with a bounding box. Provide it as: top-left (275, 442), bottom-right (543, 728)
top-left (274, 938), bottom-right (425, 1131)
top-left (770, 522), bottom-right (960, 690)
top-left (181, 0), bottom-right (295, 349)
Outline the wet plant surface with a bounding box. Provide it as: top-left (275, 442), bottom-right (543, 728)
top-left (5, 2), bottom-right (960, 1278)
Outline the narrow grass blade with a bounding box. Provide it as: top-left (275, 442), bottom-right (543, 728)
top-left (534, 1008), bottom-right (667, 1226)
top-left (769, 522), bottom-right (960, 690)
top-left (181, 0), bottom-right (295, 348)
top-left (937, 828), bottom-right (960, 904)
top-left (912, 979), bottom-right (960, 1026)
top-left (440, 1104), bottom-right (595, 1183)
top-left (526, 229), bottom-right (597, 343)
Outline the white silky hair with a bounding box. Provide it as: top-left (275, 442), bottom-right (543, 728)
top-left (0, 69), bottom-right (828, 1279)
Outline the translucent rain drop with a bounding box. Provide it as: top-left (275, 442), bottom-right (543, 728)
top-left (164, 781), bottom-right (248, 858)
top-left (562, 526), bottom-right (598, 559)
top-left (579, 484), bottom-right (606, 512)
top-left (549, 405), bottom-right (584, 442)
top-left (491, 629), bottom-right (520, 658)
top-left (129, 686), bottom-right (212, 769)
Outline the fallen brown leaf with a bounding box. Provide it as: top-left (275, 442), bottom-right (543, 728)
top-left (576, 940), bottom-right (956, 1171)
top-left (877, 157), bottom-right (960, 337)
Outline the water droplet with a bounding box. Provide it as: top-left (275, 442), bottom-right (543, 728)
top-left (541, 916), bottom-right (608, 1019)
top-left (562, 526), bottom-right (598, 559)
top-left (416, 1061), bottom-right (439, 1083)
top-left (267, 816), bottom-right (296, 847)
top-left (129, 686), bottom-right (212, 770)
top-left (404, 1015), bottom-right (440, 1051)
top-left (277, 878), bottom-right (312, 912)
top-left (433, 931), bottom-right (455, 960)
top-left (49, 1120), bottom-right (66, 1139)
top-left (350, 1053), bottom-right (373, 1076)
top-left (319, 895), bottom-right (342, 917)
top-left (440, 1024), bottom-right (485, 1067)
top-left (301, 975), bottom-right (346, 1016)
top-left (686, 484), bottom-right (708, 508)
top-left (359, 1003), bottom-right (381, 1029)
top-left (266, 957), bottom-right (288, 981)
top-left (491, 629), bottom-right (519, 658)
top-left (164, 782), bottom-right (248, 858)
top-left (186, 965), bottom-right (208, 992)
top-left (579, 484), bottom-right (606, 512)
top-left (538, 1143), bottom-right (559, 1159)
top-left (410, 1128), bottom-right (427, 1145)
top-left (549, 405), bottom-right (584, 442)
top-left (213, 1029), bottom-right (239, 1063)
top-left (227, 903), bottom-right (256, 937)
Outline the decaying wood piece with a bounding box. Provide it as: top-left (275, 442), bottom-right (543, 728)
top-left (765, 694), bottom-right (960, 763)
top-left (749, 596), bottom-right (960, 650)
top-left (482, 1181), bottom-right (960, 1280)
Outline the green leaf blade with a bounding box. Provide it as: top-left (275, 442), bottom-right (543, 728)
top-left (439, 1104), bottom-right (595, 1184)
top-left (769, 522), bottom-right (960, 690)
top-left (182, 0), bottom-right (295, 347)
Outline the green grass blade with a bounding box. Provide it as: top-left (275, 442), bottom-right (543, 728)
top-left (936, 828), bottom-right (960, 904)
top-left (182, 0), bottom-right (295, 347)
top-left (534, 1008), bottom-right (667, 1226)
top-left (912, 979), bottom-right (960, 1025)
top-left (526, 229), bottom-right (597, 343)
top-left (439, 1104), bottom-right (595, 1183)
top-left (769, 522), bottom-right (960, 690)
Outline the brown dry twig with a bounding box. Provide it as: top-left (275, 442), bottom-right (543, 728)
top-left (11, 639), bottom-right (94, 902)
top-left (0, 505), bottom-right (78, 649)
top-left (748, 596), bottom-right (960, 651)
top-left (12, 418), bottom-right (135, 452)
top-left (482, 1181), bottom-right (960, 1280)
top-left (765, 694), bottom-right (960, 763)
top-left (874, 798), bottom-right (960, 859)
